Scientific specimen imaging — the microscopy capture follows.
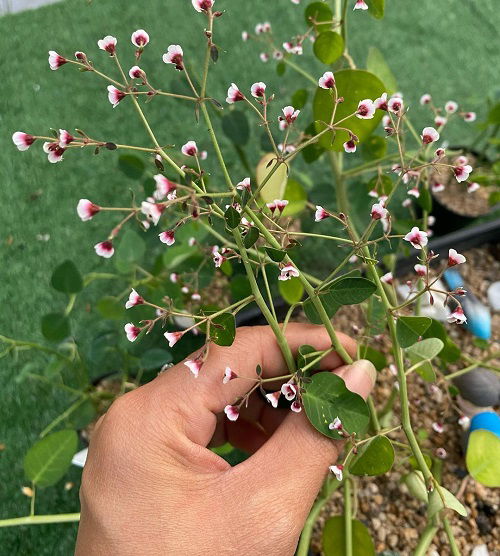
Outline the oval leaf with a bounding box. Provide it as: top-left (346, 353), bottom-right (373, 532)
top-left (323, 516), bottom-right (375, 556)
top-left (428, 486), bottom-right (468, 519)
top-left (330, 277), bottom-right (377, 305)
top-left (199, 310), bottom-right (236, 347)
top-left (407, 338), bottom-right (444, 361)
top-left (243, 226), bottom-right (260, 249)
top-left (50, 260), bottom-right (83, 294)
top-left (278, 277), bottom-right (304, 305)
top-left (41, 312), bottom-right (71, 343)
top-left (303, 372), bottom-right (370, 439)
top-left (350, 435), bottom-right (394, 476)
top-left (256, 153), bottom-right (288, 204)
top-left (466, 429), bottom-right (500, 487)
top-left (224, 206), bottom-right (241, 229)
top-left (303, 290), bottom-right (340, 324)
top-left (313, 31), bottom-right (344, 65)
top-left (396, 316), bottom-right (432, 348)
top-left (304, 2), bottom-right (333, 32)
top-left (118, 154), bottom-right (145, 179)
top-left (24, 430), bottom-right (78, 487)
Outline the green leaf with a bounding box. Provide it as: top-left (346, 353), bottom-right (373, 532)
top-left (466, 429), bottom-right (500, 487)
top-left (359, 345), bottom-right (386, 371)
top-left (230, 274), bottom-right (253, 301)
top-left (140, 348), bottom-right (173, 370)
top-left (291, 89), bottom-right (308, 110)
top-left (488, 191), bottom-right (500, 206)
top-left (403, 470), bottom-right (429, 503)
top-left (350, 435), bottom-right (394, 476)
top-left (303, 372), bottom-right (370, 439)
top-left (313, 69), bottom-right (385, 151)
top-left (276, 61), bottom-right (286, 76)
top-left (366, 294), bottom-right (386, 336)
top-left (24, 430), bottom-right (77, 487)
top-left (487, 102), bottom-right (500, 125)
top-left (224, 206), bottom-right (241, 229)
top-left (323, 516), bottom-right (375, 556)
top-left (244, 226), bottom-right (260, 248)
top-left (304, 2), bottom-right (333, 33)
top-left (118, 154), bottom-right (145, 179)
top-left (366, 46), bottom-right (396, 93)
top-left (97, 296), bottom-right (125, 320)
top-left (396, 316), bottom-right (431, 348)
top-left (302, 122), bottom-right (325, 163)
top-left (221, 110), bottom-right (250, 146)
top-left (368, 0), bottom-right (385, 19)
top-left (114, 229), bottom-right (146, 273)
top-left (303, 290), bottom-right (340, 324)
top-left (50, 260), bottom-right (83, 294)
top-left (330, 277), bottom-right (377, 305)
top-left (361, 135), bottom-right (387, 161)
top-left (199, 310), bottom-right (236, 347)
top-left (282, 179), bottom-right (307, 217)
top-left (264, 247), bottom-right (287, 262)
top-left (428, 486), bottom-right (468, 519)
top-left (313, 31), bottom-right (344, 64)
top-left (418, 188), bottom-right (433, 213)
top-left (256, 153), bottom-right (287, 203)
top-left (297, 345), bottom-right (320, 372)
top-left (407, 338), bottom-right (444, 361)
top-left (367, 174), bottom-right (394, 196)
top-left (422, 319), bottom-right (460, 362)
top-left (278, 277), bottom-right (304, 304)
top-left (41, 313), bottom-right (71, 343)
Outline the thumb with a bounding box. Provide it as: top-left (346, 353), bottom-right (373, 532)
top-left (236, 359), bottom-right (376, 519)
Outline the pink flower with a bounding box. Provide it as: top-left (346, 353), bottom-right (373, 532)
top-left (374, 93), bottom-right (388, 111)
top-left (404, 227), bottom-right (428, 249)
top-left (129, 65), bottom-right (145, 79)
top-left (191, 292), bottom-right (201, 301)
top-left (435, 447), bottom-right (447, 459)
top-left (58, 129), bottom-right (74, 148)
top-left (356, 99), bottom-right (375, 119)
top-left (279, 264), bottom-right (300, 281)
top-left (94, 240), bottom-right (114, 258)
top-left (75, 51), bottom-right (87, 62)
top-left (275, 199), bottom-right (289, 213)
top-left (265, 391), bottom-right (281, 408)
top-left (454, 164), bottom-right (472, 183)
top-left (236, 177), bottom-right (251, 191)
top-left (458, 415), bottom-right (470, 429)
top-left (12, 132), bottom-right (35, 151)
top-left (223, 367), bottom-right (238, 384)
top-left (420, 93), bottom-right (432, 105)
top-left (224, 405), bottom-right (239, 421)
top-left (43, 142), bottom-right (65, 163)
top-left (467, 182), bottom-right (480, 193)
top-left (107, 85), bottom-right (126, 108)
top-left (343, 139), bottom-right (357, 153)
top-left (192, 0), bottom-right (214, 12)
top-left (447, 306), bottom-right (467, 325)
top-left (124, 323), bottom-right (141, 342)
top-left (281, 381), bottom-right (297, 401)
top-left (434, 115), bottom-right (447, 128)
top-left (48, 50), bottom-right (67, 70)
top-left (259, 52), bottom-right (269, 63)
top-left (329, 464), bottom-right (343, 481)
top-left (381, 272), bottom-right (394, 285)
top-left (290, 401), bottom-right (302, 413)
top-left (226, 83), bottom-right (245, 104)
top-left (77, 199), bottom-right (100, 221)
top-left (387, 97), bottom-right (403, 115)
top-left (315, 205), bottom-right (330, 222)
top-left (455, 156), bottom-right (469, 166)
top-left (431, 422), bottom-right (444, 434)
top-left (163, 45), bottom-right (184, 71)
top-left (463, 112), bottom-right (476, 122)
top-left (408, 187), bottom-right (420, 198)
top-left (280, 105), bottom-right (300, 125)
top-left (353, 0), bottom-right (368, 10)
top-left (159, 230), bottom-right (175, 246)
top-left (432, 182), bottom-right (445, 193)
top-left (421, 126), bottom-right (439, 144)
top-left (141, 201), bottom-right (165, 226)
top-left (318, 71), bottom-right (335, 89)
top-left (445, 100), bottom-right (458, 114)
top-left (328, 417), bottom-right (342, 431)
top-left (97, 35), bottom-right (117, 54)
top-left (184, 358), bottom-right (203, 377)
top-left (414, 264), bottom-right (427, 277)
top-left (125, 289), bottom-right (144, 309)
top-left (213, 250), bottom-right (226, 268)
top-left (448, 248), bottom-right (466, 267)
top-left (131, 29), bottom-right (149, 48)
top-left (181, 140), bottom-right (198, 156)
top-left (434, 147), bottom-right (445, 159)
top-left (371, 203), bottom-right (388, 220)
top-left (250, 82), bottom-right (266, 98)
top-left (255, 22), bottom-right (271, 34)
top-left (241, 31), bottom-right (249, 41)
top-left (153, 174), bottom-right (176, 200)
top-left (164, 331), bottom-right (184, 347)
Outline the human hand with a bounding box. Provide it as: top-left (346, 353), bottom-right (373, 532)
top-left (75, 323), bottom-right (376, 555)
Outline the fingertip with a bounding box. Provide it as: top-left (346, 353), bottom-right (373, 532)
top-left (334, 359), bottom-right (377, 400)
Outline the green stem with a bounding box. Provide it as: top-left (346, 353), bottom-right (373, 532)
top-left (367, 396), bottom-right (381, 432)
top-left (282, 58), bottom-right (317, 86)
top-left (0, 513), bottom-right (80, 528)
top-left (443, 517), bottom-right (460, 556)
top-left (344, 476), bottom-right (353, 556)
top-left (39, 396), bottom-right (89, 438)
top-left (413, 522), bottom-right (439, 556)
top-left (29, 484), bottom-right (36, 517)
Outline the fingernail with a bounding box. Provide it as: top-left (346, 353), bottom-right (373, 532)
top-left (348, 359), bottom-right (377, 387)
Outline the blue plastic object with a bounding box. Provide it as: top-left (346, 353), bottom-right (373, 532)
top-left (444, 269), bottom-right (491, 340)
top-left (470, 411), bottom-right (500, 439)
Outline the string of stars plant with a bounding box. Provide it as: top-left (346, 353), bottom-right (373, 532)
top-left (3, 0), bottom-right (499, 553)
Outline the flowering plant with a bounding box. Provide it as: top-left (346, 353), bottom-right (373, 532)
top-left (3, 0), bottom-right (499, 553)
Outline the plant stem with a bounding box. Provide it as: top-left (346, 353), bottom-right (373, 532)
top-left (39, 396), bottom-right (89, 438)
top-left (413, 521), bottom-right (439, 556)
top-left (367, 395), bottom-right (381, 432)
top-left (343, 476), bottom-right (353, 556)
top-left (0, 514), bottom-right (80, 528)
top-left (443, 517), bottom-right (461, 556)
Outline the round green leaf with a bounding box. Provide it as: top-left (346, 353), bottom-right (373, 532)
top-left (396, 316), bottom-right (432, 348)
top-left (407, 338), bottom-right (444, 361)
top-left (199, 310), bottom-right (236, 347)
top-left (257, 153), bottom-right (287, 203)
top-left (313, 31), bottom-right (344, 64)
top-left (323, 516), bottom-right (375, 556)
top-left (330, 277), bottom-right (377, 305)
top-left (466, 429), bottom-right (500, 487)
top-left (50, 260), bottom-right (83, 294)
top-left (303, 372), bottom-right (370, 439)
top-left (278, 277), bottom-right (304, 305)
top-left (359, 345), bottom-right (387, 371)
top-left (41, 312), bottom-right (71, 343)
top-left (304, 2), bottom-right (333, 33)
top-left (224, 206), bottom-right (241, 229)
top-left (303, 290), bottom-right (340, 325)
top-left (118, 154), bottom-right (145, 179)
top-left (24, 430), bottom-right (78, 487)
top-left (243, 226), bottom-right (260, 249)
top-left (221, 110), bottom-right (250, 146)
top-left (350, 435), bottom-right (394, 476)
top-left (313, 69), bottom-right (385, 151)
top-left (282, 179), bottom-right (307, 217)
